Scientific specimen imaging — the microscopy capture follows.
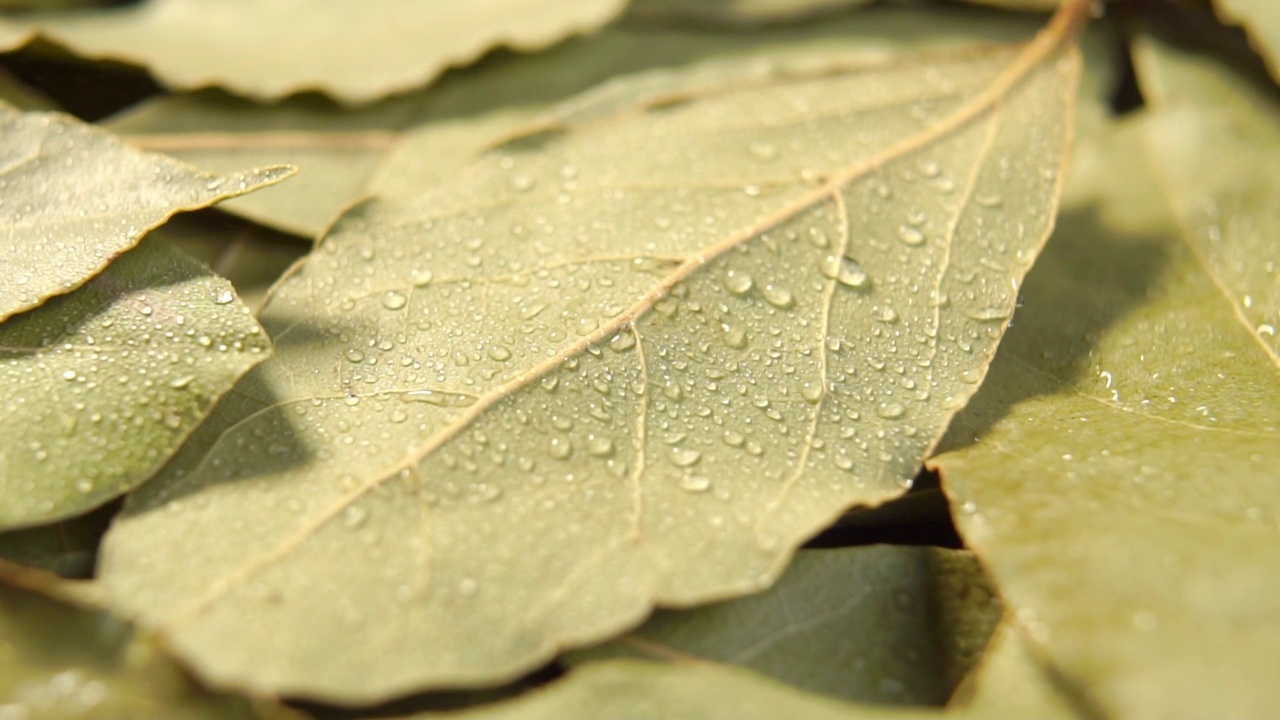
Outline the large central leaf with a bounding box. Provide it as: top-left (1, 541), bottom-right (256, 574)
top-left (98, 15), bottom-right (1081, 702)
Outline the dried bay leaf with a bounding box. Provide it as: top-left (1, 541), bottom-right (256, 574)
top-left (627, 0), bottom-right (873, 26)
top-left (0, 239), bottom-right (272, 529)
top-left (0, 101), bottom-right (292, 321)
top-left (0, 567), bottom-right (297, 720)
top-left (568, 546), bottom-right (1003, 706)
top-left (929, 66), bottom-right (1280, 720)
top-left (400, 623), bottom-right (1078, 720)
top-left (1136, 36), bottom-right (1280, 361)
top-left (0, 0), bottom-right (628, 104)
top-left (105, 7), bottom-right (1042, 238)
top-left (1209, 0), bottom-right (1280, 74)
top-left (98, 7), bottom-right (1084, 702)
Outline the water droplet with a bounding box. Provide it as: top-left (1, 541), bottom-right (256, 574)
top-left (680, 475), bottom-right (712, 493)
top-left (1259, 324), bottom-right (1277, 337)
top-left (586, 436), bottom-right (615, 457)
top-left (410, 269), bottom-right (434, 287)
top-left (669, 448), bottom-right (702, 467)
top-left (975, 193), bottom-right (1003, 208)
top-left (897, 224), bottom-right (926, 246)
top-left (344, 348), bottom-right (365, 363)
top-left (405, 390), bottom-right (476, 407)
top-left (876, 402), bottom-right (906, 420)
top-left (168, 375), bottom-right (195, 389)
top-left (823, 255), bottom-right (869, 288)
top-left (761, 283), bottom-right (794, 308)
top-left (723, 270), bottom-right (754, 296)
top-left (509, 173), bottom-right (535, 192)
top-left (458, 577), bottom-right (479, 597)
top-left (609, 332), bottom-right (636, 352)
top-left (722, 430), bottom-right (746, 447)
top-left (549, 436), bottom-right (573, 459)
top-left (487, 345), bottom-right (512, 361)
top-left (213, 290), bottom-right (235, 305)
top-left (723, 325), bottom-right (748, 349)
top-left (61, 370), bottom-right (77, 381)
top-left (382, 291), bottom-right (408, 310)
top-left (75, 479), bottom-right (94, 493)
top-left (873, 306), bottom-right (899, 323)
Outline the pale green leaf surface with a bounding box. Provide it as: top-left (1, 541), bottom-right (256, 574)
top-left (0, 238), bottom-right (272, 530)
top-left (0, 0), bottom-right (629, 104)
top-left (1210, 0), bottom-right (1280, 74)
top-left (0, 102), bottom-right (292, 321)
top-left (401, 623), bottom-right (1078, 720)
top-left (0, 570), bottom-right (282, 720)
top-left (929, 101), bottom-right (1280, 719)
top-left (97, 28), bottom-right (1079, 701)
top-left (103, 8), bottom-right (1042, 238)
top-left (570, 546), bottom-right (1002, 705)
top-left (1135, 37), bottom-right (1280, 364)
top-left (626, 0), bottom-right (872, 26)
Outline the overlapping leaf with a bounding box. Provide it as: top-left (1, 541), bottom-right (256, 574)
top-left (0, 101), bottom-right (291, 321)
top-left (1136, 37), bottom-right (1280, 362)
top-left (1210, 0), bottom-right (1280, 74)
top-left (403, 624), bottom-right (1077, 720)
top-left (95, 8), bottom-right (1082, 700)
top-left (0, 238), bottom-right (273, 529)
top-left (928, 58), bottom-right (1280, 719)
top-left (627, 0), bottom-right (872, 26)
top-left (103, 8), bottom-right (1041, 238)
top-left (0, 0), bottom-right (628, 104)
top-left (0, 567), bottom-right (296, 720)
top-left (570, 546), bottom-right (1002, 705)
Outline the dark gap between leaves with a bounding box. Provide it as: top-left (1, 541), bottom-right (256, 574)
top-left (0, 43), bottom-right (160, 121)
top-left (1133, 0), bottom-right (1280, 104)
top-left (804, 468), bottom-right (964, 550)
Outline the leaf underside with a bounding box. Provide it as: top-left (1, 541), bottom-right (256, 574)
top-left (93, 25), bottom-right (1079, 702)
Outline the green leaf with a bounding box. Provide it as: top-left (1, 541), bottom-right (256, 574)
top-left (0, 0), bottom-right (629, 104)
top-left (96, 17), bottom-right (1081, 701)
top-left (569, 546), bottom-right (1002, 705)
top-left (102, 7), bottom-right (1043, 238)
top-left (928, 66), bottom-right (1280, 720)
top-left (0, 567), bottom-right (296, 720)
top-left (0, 101), bottom-right (292, 321)
top-left (626, 0), bottom-right (873, 26)
top-left (1209, 0), bottom-right (1280, 75)
top-left (1135, 36), bottom-right (1280, 361)
top-left (400, 624), bottom-right (1078, 719)
top-left (0, 238), bottom-right (272, 530)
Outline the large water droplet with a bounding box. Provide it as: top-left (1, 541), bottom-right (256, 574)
top-left (761, 284), bottom-right (794, 309)
top-left (896, 225), bottom-right (926, 246)
top-left (382, 291), bottom-right (408, 310)
top-left (823, 255), bottom-right (869, 288)
top-left (669, 448), bottom-right (702, 467)
top-left (723, 270), bottom-right (754, 296)
top-left (876, 402), bottom-right (906, 420)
